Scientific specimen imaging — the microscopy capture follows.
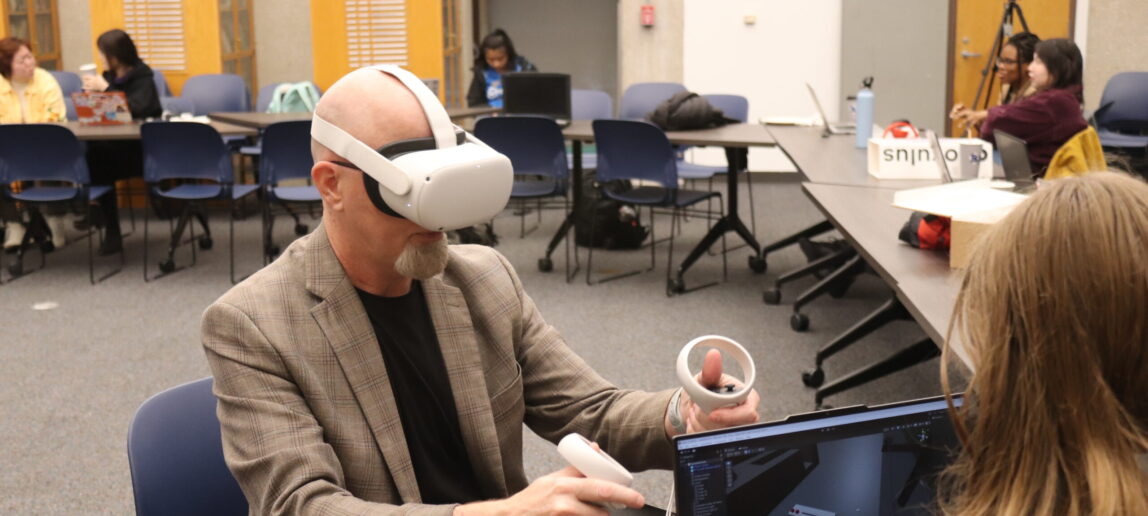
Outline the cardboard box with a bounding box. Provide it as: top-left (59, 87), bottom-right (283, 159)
top-left (892, 180), bottom-right (1028, 268)
top-left (869, 137), bottom-right (994, 180)
top-left (950, 206), bottom-right (1015, 269)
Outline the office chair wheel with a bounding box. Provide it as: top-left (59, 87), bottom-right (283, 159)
top-left (158, 259), bottom-right (176, 274)
top-left (294, 223), bottom-right (308, 236)
top-left (537, 257), bottom-right (553, 272)
top-left (198, 236), bottom-right (213, 250)
top-left (762, 288), bottom-right (782, 305)
top-left (748, 255), bottom-right (767, 274)
top-left (790, 313), bottom-right (810, 332)
top-left (666, 277), bottom-right (685, 297)
top-left (802, 368), bottom-right (825, 387)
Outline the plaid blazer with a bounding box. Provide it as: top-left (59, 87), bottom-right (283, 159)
top-left (202, 225), bottom-right (675, 515)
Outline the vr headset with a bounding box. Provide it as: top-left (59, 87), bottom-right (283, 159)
top-left (310, 64), bottom-right (513, 231)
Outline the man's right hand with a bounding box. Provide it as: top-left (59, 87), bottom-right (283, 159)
top-left (454, 466), bottom-right (645, 516)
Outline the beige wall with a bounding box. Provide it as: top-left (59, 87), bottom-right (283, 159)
top-left (252, 0), bottom-right (313, 90)
top-left (58, 0), bottom-right (92, 72)
top-left (1083, 0), bottom-right (1148, 109)
top-left (617, 0), bottom-right (682, 92)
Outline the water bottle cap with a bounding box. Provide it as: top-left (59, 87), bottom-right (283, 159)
top-left (862, 76), bottom-right (874, 89)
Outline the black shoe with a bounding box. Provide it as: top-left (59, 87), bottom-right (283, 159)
top-left (98, 234), bottom-right (123, 256)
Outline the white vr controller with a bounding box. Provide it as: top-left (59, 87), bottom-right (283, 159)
top-left (557, 433), bottom-right (633, 509)
top-left (676, 335), bottom-right (755, 414)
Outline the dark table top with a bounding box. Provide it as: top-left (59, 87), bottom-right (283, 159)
top-left (209, 106), bottom-right (503, 129)
top-left (768, 125), bottom-right (941, 189)
top-left (58, 120), bottom-right (258, 141)
top-left (562, 120), bottom-right (775, 148)
top-left (801, 182), bottom-right (969, 367)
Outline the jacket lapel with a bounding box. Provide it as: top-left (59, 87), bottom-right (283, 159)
top-left (422, 275), bottom-right (509, 497)
top-left (305, 225), bottom-right (422, 503)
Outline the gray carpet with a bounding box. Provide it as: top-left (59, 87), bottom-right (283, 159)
top-left (0, 176), bottom-right (958, 514)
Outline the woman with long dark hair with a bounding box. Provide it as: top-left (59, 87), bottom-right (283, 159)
top-left (950, 32), bottom-right (1041, 130)
top-left (466, 29), bottom-right (536, 108)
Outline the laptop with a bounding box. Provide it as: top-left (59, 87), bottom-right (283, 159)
top-left (503, 72), bottom-right (572, 126)
top-left (926, 130), bottom-right (955, 184)
top-left (993, 130), bottom-right (1036, 189)
top-left (71, 91), bottom-right (133, 125)
top-left (672, 395), bottom-right (963, 516)
top-left (806, 83), bottom-right (855, 136)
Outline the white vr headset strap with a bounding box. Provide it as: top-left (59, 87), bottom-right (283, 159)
top-left (310, 114), bottom-right (412, 196)
top-left (369, 64), bottom-right (457, 150)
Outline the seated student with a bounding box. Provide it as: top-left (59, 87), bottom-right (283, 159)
top-left (467, 29), bottom-right (537, 108)
top-left (950, 32), bottom-right (1041, 131)
top-left (939, 171), bottom-right (1148, 515)
top-left (977, 38), bottom-right (1087, 177)
top-left (81, 29), bottom-right (162, 255)
top-left (0, 37), bottom-right (67, 251)
top-left (202, 67), bottom-right (761, 515)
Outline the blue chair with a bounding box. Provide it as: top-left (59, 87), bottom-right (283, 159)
top-left (259, 121), bottom-right (319, 262)
top-left (589, 120), bottom-right (725, 294)
top-left (618, 82), bottom-right (686, 120)
top-left (159, 96), bottom-right (196, 115)
top-left (63, 97), bottom-right (78, 121)
top-left (179, 74), bottom-right (251, 115)
top-left (1093, 72), bottom-right (1148, 150)
top-left (152, 69), bottom-right (173, 97)
top-left (678, 94), bottom-right (756, 243)
top-left (49, 70), bottom-right (83, 97)
top-left (254, 82), bottom-right (283, 113)
top-left (140, 122), bottom-right (259, 283)
top-left (128, 377), bottom-right (248, 516)
top-left (569, 89), bottom-right (614, 170)
top-left (0, 124), bottom-right (123, 284)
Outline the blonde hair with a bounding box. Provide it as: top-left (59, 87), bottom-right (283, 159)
top-left (940, 171), bottom-right (1148, 515)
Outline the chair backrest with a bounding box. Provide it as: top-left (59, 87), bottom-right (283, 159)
top-left (160, 96), bottom-right (196, 115)
top-left (474, 115), bottom-right (569, 178)
top-left (0, 124), bottom-right (88, 184)
top-left (49, 70), bottom-right (83, 97)
top-left (141, 122), bottom-right (233, 183)
top-left (1045, 126), bottom-right (1107, 180)
top-left (64, 97), bottom-right (78, 121)
top-left (619, 82), bottom-right (687, 120)
top-left (254, 82), bottom-right (283, 113)
top-left (592, 119), bottom-right (677, 189)
top-left (180, 74), bottom-right (250, 115)
top-left (703, 94), bottom-right (749, 123)
top-left (128, 377), bottom-right (248, 516)
top-left (152, 69), bottom-right (172, 97)
top-left (1095, 71), bottom-right (1148, 133)
top-left (259, 121), bottom-right (314, 185)
top-left (571, 89), bottom-right (613, 120)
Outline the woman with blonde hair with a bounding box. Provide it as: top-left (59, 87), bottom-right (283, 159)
top-left (940, 171), bottom-right (1148, 515)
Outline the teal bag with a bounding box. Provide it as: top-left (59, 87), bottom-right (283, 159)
top-left (267, 82), bottom-right (321, 113)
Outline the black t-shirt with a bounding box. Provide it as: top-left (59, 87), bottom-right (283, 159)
top-left (356, 283), bottom-right (484, 504)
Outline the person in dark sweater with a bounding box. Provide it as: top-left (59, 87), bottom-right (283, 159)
top-left (81, 29), bottom-right (163, 255)
top-left (466, 29), bottom-right (536, 108)
top-left (979, 38), bottom-right (1087, 177)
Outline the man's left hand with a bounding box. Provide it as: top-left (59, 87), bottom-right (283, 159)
top-left (677, 349), bottom-right (760, 434)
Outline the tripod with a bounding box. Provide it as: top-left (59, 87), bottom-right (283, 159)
top-left (969, 1), bottom-right (1031, 116)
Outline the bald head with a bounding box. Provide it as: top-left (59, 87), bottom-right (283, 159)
top-left (310, 68), bottom-right (433, 163)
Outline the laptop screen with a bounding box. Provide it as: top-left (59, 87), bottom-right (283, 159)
top-left (994, 130), bottom-right (1034, 182)
top-left (673, 396), bottom-right (962, 516)
top-left (503, 72), bottom-right (571, 120)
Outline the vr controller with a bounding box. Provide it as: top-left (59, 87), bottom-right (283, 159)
top-left (558, 433), bottom-right (633, 509)
top-left (676, 335), bottom-right (755, 413)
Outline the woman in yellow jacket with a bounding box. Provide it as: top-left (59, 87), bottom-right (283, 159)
top-left (0, 37), bottom-right (66, 251)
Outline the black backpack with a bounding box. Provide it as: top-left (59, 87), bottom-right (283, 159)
top-left (647, 92), bottom-right (739, 131)
top-left (574, 171), bottom-right (649, 249)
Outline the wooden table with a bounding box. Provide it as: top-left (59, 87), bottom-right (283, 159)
top-left (549, 120), bottom-right (776, 292)
top-left (59, 120), bottom-right (258, 140)
top-left (208, 106), bottom-right (502, 129)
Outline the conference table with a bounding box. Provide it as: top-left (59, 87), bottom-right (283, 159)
top-left (208, 105), bottom-right (502, 129)
top-left (59, 120), bottom-right (258, 140)
top-left (547, 120), bottom-right (775, 293)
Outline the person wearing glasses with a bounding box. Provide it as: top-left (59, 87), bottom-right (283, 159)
top-left (950, 32), bottom-right (1041, 132)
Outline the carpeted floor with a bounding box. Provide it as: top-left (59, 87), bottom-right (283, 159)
top-left (0, 175), bottom-right (960, 514)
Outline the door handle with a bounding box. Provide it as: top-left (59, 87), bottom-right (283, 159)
top-left (961, 50), bottom-right (983, 59)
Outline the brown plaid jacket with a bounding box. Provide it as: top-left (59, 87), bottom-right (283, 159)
top-left (202, 225), bottom-right (675, 515)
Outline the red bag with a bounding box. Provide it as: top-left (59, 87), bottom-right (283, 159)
top-left (898, 212), bottom-right (950, 249)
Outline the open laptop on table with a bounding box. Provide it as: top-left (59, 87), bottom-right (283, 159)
top-left (503, 72), bottom-right (572, 126)
top-left (672, 395), bottom-right (962, 516)
top-left (71, 91), bottom-right (133, 125)
top-left (806, 83), bottom-right (855, 136)
top-left (925, 130), bottom-right (955, 184)
top-left (993, 130), bottom-right (1037, 191)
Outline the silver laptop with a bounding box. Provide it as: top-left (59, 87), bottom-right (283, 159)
top-left (806, 83), bottom-right (856, 136)
top-left (993, 130), bottom-right (1036, 187)
top-left (672, 395), bottom-right (963, 516)
top-left (926, 130), bottom-right (954, 183)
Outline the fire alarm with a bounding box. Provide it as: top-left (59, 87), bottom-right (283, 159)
top-left (640, 5), bottom-right (655, 27)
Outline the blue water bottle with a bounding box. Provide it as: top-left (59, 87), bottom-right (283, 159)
top-left (854, 77), bottom-right (874, 148)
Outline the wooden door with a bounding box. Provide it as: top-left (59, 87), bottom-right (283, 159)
top-left (2, 0), bottom-right (62, 70)
top-left (948, 0), bottom-right (1074, 136)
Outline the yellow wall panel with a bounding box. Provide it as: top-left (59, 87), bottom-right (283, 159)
top-left (309, 0), bottom-right (351, 92)
top-left (0, 3), bottom-right (7, 38)
top-left (406, 0), bottom-right (443, 97)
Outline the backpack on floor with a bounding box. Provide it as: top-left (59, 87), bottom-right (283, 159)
top-left (267, 82), bottom-right (321, 113)
top-left (574, 171), bottom-right (648, 249)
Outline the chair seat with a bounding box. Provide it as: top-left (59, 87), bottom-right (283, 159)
top-left (567, 154), bottom-right (597, 170)
top-left (512, 178), bottom-right (564, 198)
top-left (232, 184), bottom-right (260, 200)
top-left (1097, 129), bottom-right (1148, 149)
top-left (604, 185), bottom-right (718, 208)
top-left (676, 160), bottom-right (722, 180)
top-left (271, 185), bottom-right (321, 202)
top-left (155, 184), bottom-right (224, 200)
top-left (9, 186), bottom-right (81, 203)
top-left (239, 144), bottom-right (262, 155)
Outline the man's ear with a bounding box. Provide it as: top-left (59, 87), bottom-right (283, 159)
top-left (312, 161), bottom-right (344, 211)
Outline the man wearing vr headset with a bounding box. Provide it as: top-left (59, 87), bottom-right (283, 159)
top-left (201, 66), bottom-right (759, 516)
